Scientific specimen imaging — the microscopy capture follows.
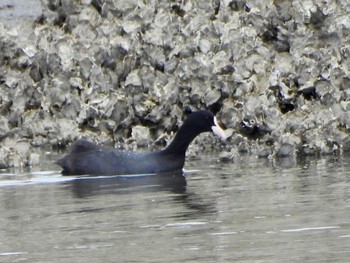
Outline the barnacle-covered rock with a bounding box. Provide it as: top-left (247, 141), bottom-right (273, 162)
top-left (131, 125), bottom-right (151, 147)
top-left (0, 146), bottom-right (11, 168)
top-left (239, 115), bottom-right (270, 140)
top-left (0, 115), bottom-right (10, 138)
top-left (1, 0), bottom-right (350, 167)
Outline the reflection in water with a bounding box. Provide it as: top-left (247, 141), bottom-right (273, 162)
top-left (68, 172), bottom-right (217, 218)
top-left (0, 155), bottom-right (350, 262)
top-left (69, 172), bottom-right (187, 198)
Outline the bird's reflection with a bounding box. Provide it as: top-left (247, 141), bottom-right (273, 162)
top-left (65, 170), bottom-right (217, 218)
top-left (68, 171), bottom-right (187, 198)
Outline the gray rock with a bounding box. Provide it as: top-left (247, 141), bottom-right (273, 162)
top-left (1, 0), bottom-right (350, 167)
top-left (131, 125), bottom-right (151, 147)
top-left (277, 143), bottom-right (295, 157)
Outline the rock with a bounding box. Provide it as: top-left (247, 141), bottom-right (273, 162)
top-left (0, 146), bottom-right (11, 168)
top-left (277, 143), bottom-right (295, 157)
top-left (29, 153), bottom-right (41, 166)
top-left (124, 69), bottom-right (142, 87)
top-left (0, 0), bottom-right (349, 167)
top-left (204, 89), bottom-right (221, 107)
top-left (131, 125), bottom-right (151, 147)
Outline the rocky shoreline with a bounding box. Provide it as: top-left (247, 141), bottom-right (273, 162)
top-left (1, 0), bottom-right (350, 168)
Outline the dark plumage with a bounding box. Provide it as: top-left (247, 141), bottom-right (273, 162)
top-left (56, 110), bottom-right (226, 176)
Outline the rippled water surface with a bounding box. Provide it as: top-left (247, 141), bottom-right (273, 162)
top-left (0, 154), bottom-right (350, 262)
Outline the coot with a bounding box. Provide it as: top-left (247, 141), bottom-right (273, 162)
top-left (56, 110), bottom-right (226, 175)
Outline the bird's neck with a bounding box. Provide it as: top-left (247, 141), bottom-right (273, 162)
top-left (163, 122), bottom-right (200, 155)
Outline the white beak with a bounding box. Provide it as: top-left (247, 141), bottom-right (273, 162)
top-left (211, 117), bottom-right (226, 140)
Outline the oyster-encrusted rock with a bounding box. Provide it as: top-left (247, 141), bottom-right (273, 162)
top-left (1, 0), bottom-right (350, 167)
top-left (131, 125), bottom-right (151, 147)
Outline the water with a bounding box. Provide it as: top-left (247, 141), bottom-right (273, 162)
top-left (0, 154), bottom-right (350, 262)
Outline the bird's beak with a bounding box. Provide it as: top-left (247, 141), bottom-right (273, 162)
top-left (211, 117), bottom-right (226, 140)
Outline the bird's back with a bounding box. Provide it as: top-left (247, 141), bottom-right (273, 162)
top-left (57, 141), bottom-right (185, 175)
